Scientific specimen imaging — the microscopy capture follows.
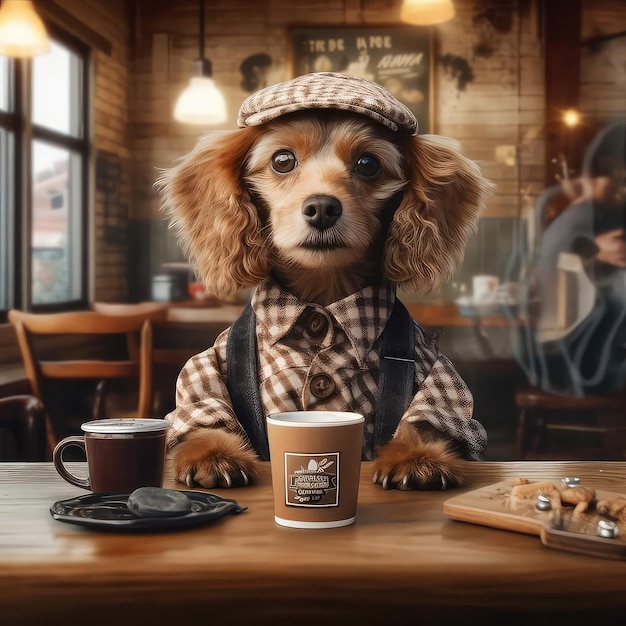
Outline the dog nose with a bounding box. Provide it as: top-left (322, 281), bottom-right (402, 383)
top-left (302, 195), bottom-right (342, 230)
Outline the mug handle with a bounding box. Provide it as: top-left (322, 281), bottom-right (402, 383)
top-left (53, 436), bottom-right (91, 490)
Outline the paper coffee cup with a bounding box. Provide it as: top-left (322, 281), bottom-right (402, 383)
top-left (267, 411), bottom-right (364, 529)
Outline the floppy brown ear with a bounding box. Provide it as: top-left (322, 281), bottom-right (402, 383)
top-left (158, 127), bottom-right (270, 298)
top-left (384, 134), bottom-right (493, 293)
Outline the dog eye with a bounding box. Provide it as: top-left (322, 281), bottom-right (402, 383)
top-left (271, 150), bottom-right (297, 173)
top-left (355, 154), bottom-right (381, 179)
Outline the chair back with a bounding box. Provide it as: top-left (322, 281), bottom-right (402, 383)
top-left (144, 319), bottom-right (233, 416)
top-left (92, 302), bottom-right (168, 361)
top-left (8, 309), bottom-right (154, 453)
top-left (91, 301), bottom-right (169, 317)
top-left (93, 301), bottom-right (232, 415)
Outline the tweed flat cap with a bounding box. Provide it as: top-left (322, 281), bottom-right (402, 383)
top-left (237, 72), bottom-right (418, 135)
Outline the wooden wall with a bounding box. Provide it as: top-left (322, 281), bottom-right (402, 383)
top-left (130, 0), bottom-right (548, 221)
top-left (580, 0), bottom-right (626, 119)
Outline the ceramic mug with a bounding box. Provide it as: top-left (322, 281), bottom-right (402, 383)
top-left (53, 418), bottom-right (170, 493)
top-left (267, 411), bottom-right (365, 529)
top-left (472, 274), bottom-right (500, 303)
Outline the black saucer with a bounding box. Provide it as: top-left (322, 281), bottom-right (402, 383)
top-left (50, 490), bottom-right (246, 531)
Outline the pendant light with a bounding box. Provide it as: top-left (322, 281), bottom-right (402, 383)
top-left (173, 0), bottom-right (227, 125)
top-left (0, 0), bottom-right (50, 58)
top-left (400, 0), bottom-right (456, 26)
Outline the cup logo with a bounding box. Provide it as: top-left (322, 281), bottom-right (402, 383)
top-left (284, 452), bottom-right (339, 507)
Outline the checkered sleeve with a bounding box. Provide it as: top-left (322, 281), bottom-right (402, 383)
top-left (405, 347), bottom-right (488, 462)
top-left (164, 328), bottom-right (241, 448)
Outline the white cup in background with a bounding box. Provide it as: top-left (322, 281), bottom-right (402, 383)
top-left (472, 275), bottom-right (500, 303)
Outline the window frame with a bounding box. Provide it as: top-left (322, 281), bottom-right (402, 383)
top-left (0, 23), bottom-right (91, 320)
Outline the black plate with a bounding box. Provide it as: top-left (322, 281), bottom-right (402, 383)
top-left (50, 490), bottom-right (246, 531)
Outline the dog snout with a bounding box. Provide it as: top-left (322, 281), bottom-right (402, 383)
top-left (302, 195), bottom-right (342, 230)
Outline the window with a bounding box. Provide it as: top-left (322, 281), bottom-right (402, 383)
top-left (0, 31), bottom-right (89, 315)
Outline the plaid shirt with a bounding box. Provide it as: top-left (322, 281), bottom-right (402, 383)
top-left (166, 279), bottom-right (487, 461)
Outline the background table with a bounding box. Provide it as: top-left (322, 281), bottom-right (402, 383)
top-left (1, 460), bottom-right (625, 625)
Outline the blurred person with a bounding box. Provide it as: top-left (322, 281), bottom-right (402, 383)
top-left (513, 120), bottom-right (626, 396)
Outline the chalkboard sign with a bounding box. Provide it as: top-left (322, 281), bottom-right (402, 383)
top-left (289, 26), bottom-right (432, 132)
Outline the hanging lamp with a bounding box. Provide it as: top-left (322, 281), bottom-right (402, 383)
top-left (173, 0), bottom-right (227, 125)
top-left (400, 0), bottom-right (455, 26)
top-left (0, 0), bottom-right (50, 58)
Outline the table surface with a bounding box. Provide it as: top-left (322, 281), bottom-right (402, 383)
top-left (2, 460), bottom-right (626, 625)
top-left (407, 303), bottom-right (511, 327)
top-left (152, 301), bottom-right (508, 327)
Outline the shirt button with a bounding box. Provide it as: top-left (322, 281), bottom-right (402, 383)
top-left (305, 312), bottom-right (328, 338)
top-left (310, 374), bottom-right (336, 399)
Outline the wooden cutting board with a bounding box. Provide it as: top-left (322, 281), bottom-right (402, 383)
top-left (443, 478), bottom-right (626, 560)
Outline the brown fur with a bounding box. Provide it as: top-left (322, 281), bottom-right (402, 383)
top-left (372, 421), bottom-right (468, 490)
top-left (172, 429), bottom-right (259, 488)
top-left (160, 112), bottom-right (492, 305)
top-left (159, 110), bottom-right (492, 490)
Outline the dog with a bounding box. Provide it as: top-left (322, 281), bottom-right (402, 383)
top-left (159, 72), bottom-right (491, 491)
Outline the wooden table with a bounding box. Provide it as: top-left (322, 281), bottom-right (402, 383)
top-left (407, 303), bottom-right (511, 328)
top-left (1, 461), bottom-right (626, 625)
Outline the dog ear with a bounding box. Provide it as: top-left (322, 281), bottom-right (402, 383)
top-left (158, 127), bottom-right (270, 298)
top-left (384, 134), bottom-right (493, 293)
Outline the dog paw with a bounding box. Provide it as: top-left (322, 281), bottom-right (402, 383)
top-left (172, 429), bottom-right (259, 488)
top-left (372, 421), bottom-right (466, 491)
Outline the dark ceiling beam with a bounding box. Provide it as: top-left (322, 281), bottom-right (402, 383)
top-left (35, 0), bottom-right (112, 56)
top-left (544, 0), bottom-right (581, 183)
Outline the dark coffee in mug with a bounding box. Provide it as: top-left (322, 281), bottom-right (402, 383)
top-left (53, 418), bottom-right (170, 493)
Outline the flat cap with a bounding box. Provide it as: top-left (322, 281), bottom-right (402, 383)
top-left (237, 72), bottom-right (418, 135)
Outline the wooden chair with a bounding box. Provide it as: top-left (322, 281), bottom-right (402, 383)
top-left (93, 302), bottom-right (230, 416)
top-left (92, 302), bottom-right (186, 415)
top-left (515, 386), bottom-right (626, 459)
top-left (91, 301), bottom-right (169, 319)
top-left (91, 301), bottom-right (168, 368)
top-left (148, 320), bottom-right (226, 415)
top-left (8, 309), bottom-right (154, 455)
top-left (0, 395), bottom-right (47, 461)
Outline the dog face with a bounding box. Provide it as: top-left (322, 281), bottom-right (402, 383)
top-left (160, 110), bottom-right (491, 304)
top-left (243, 112), bottom-right (408, 272)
